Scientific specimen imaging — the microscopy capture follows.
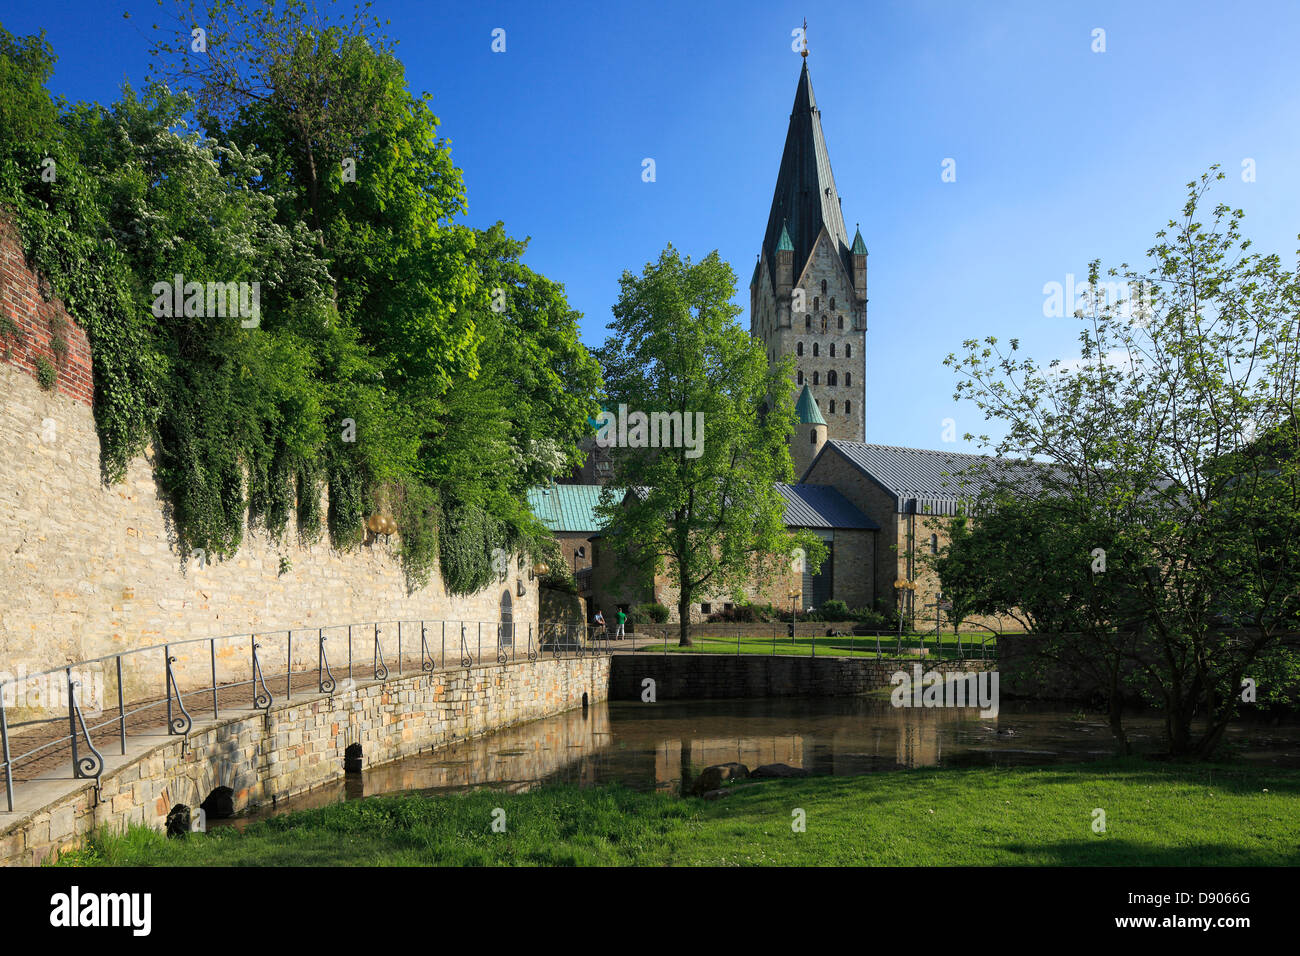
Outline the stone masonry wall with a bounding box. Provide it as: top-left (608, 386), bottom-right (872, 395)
top-left (609, 653), bottom-right (993, 700)
top-left (1, 655), bottom-right (609, 866)
top-left (0, 221), bottom-right (539, 720)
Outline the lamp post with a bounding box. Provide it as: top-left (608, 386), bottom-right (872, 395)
top-left (788, 587), bottom-right (800, 646)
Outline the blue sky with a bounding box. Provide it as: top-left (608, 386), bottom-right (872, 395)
top-left (6, 0), bottom-right (1300, 452)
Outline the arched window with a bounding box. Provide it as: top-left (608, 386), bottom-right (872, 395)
top-left (829, 400), bottom-right (836, 414)
top-left (845, 400), bottom-right (851, 415)
top-left (829, 344), bottom-right (836, 357)
top-left (797, 370), bottom-right (804, 385)
top-left (813, 296), bottom-right (820, 312)
top-left (796, 341), bottom-right (804, 356)
top-left (845, 372), bottom-right (852, 387)
top-left (805, 314), bottom-right (811, 329)
top-left (812, 343), bottom-right (819, 357)
top-left (828, 371), bottom-right (837, 386)
top-left (829, 297), bottom-right (835, 311)
top-left (812, 371), bottom-right (819, 385)
top-left (821, 280), bottom-right (828, 294)
top-left (930, 534), bottom-right (939, 555)
top-left (820, 315), bottom-right (828, 333)
top-left (837, 315), bottom-right (844, 330)
top-left (845, 344), bottom-right (852, 358)
top-left (810, 429), bottom-right (817, 444)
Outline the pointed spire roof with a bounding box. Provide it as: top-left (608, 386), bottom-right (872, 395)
top-left (795, 385), bottom-right (826, 426)
top-left (851, 223), bottom-right (867, 255)
top-left (759, 60), bottom-right (852, 293)
top-left (776, 220), bottom-right (793, 252)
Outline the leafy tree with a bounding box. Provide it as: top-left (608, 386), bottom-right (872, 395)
top-left (595, 246), bottom-right (824, 646)
top-left (944, 168), bottom-right (1300, 757)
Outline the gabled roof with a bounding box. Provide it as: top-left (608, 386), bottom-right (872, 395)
top-left (527, 484), bottom-right (611, 533)
top-left (777, 483), bottom-right (878, 529)
top-left (821, 441), bottom-right (1050, 516)
top-left (757, 60), bottom-right (853, 295)
top-left (794, 384), bottom-right (826, 425)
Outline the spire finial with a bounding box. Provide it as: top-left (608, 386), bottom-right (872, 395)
top-left (801, 18), bottom-right (809, 58)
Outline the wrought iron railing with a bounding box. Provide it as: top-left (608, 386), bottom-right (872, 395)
top-left (0, 618), bottom-right (609, 814)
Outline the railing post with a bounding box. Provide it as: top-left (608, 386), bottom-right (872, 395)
top-left (478, 622), bottom-right (482, 666)
top-left (348, 625), bottom-right (353, 685)
top-left (164, 646), bottom-right (172, 733)
top-left (1, 695), bottom-right (13, 812)
top-left (398, 621), bottom-right (403, 677)
top-left (117, 655), bottom-right (128, 753)
top-left (286, 630), bottom-right (292, 701)
top-left (209, 639), bottom-right (218, 720)
top-left (441, 621), bottom-right (446, 670)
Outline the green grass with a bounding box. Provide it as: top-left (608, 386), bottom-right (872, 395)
top-left (50, 760), bottom-right (1300, 866)
top-left (639, 629), bottom-right (997, 660)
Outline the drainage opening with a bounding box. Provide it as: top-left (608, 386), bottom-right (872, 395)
top-left (201, 786), bottom-right (235, 820)
top-left (165, 804), bottom-right (192, 838)
top-left (344, 742), bottom-right (364, 774)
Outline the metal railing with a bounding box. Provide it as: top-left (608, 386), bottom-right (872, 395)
top-left (0, 618), bottom-right (609, 814)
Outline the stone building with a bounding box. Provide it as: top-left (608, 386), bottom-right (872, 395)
top-left (750, 55), bottom-right (867, 449)
top-left (582, 482), bottom-right (878, 625)
top-left (536, 53), bottom-right (1030, 632)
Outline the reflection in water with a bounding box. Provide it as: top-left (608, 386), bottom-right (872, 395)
top-left (219, 697), bottom-right (1300, 827)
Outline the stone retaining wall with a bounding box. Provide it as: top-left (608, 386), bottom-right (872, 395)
top-left (0, 655), bottom-right (609, 866)
top-left (609, 653), bottom-right (994, 700)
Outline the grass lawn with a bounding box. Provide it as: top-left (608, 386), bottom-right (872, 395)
top-left (638, 630), bottom-right (997, 660)
top-left (51, 759), bottom-right (1300, 866)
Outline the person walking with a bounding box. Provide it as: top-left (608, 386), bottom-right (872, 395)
top-left (615, 607), bottom-right (627, 640)
top-left (593, 609), bottom-right (606, 642)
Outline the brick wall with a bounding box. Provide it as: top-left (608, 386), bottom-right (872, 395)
top-left (0, 222), bottom-right (94, 406)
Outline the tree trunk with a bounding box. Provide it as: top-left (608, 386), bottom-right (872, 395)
top-left (678, 593), bottom-right (692, 647)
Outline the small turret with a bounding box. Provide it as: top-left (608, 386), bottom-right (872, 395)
top-left (776, 221), bottom-right (794, 327)
top-left (851, 223), bottom-right (868, 329)
top-left (792, 385), bottom-right (828, 478)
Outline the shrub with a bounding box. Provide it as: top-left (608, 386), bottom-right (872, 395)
top-left (35, 355), bottom-right (56, 390)
top-left (821, 599), bottom-right (850, 619)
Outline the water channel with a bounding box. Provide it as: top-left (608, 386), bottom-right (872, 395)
top-left (217, 697), bottom-right (1300, 827)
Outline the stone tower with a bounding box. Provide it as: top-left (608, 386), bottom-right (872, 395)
top-left (750, 56), bottom-right (867, 459)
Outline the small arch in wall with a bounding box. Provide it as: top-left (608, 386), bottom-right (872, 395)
top-left (344, 742), bottom-right (364, 774)
top-left (165, 804), bottom-right (192, 838)
top-left (201, 785), bottom-right (235, 820)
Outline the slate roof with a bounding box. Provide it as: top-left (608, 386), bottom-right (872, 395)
top-left (756, 60), bottom-right (854, 295)
top-left (823, 441), bottom-right (1050, 516)
top-left (777, 483), bottom-right (878, 529)
top-left (526, 484), bottom-right (610, 533)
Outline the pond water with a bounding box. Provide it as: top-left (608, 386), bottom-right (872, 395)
top-left (216, 697), bottom-right (1300, 827)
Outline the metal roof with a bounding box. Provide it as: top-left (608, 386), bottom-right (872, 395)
top-left (777, 483), bottom-right (878, 529)
top-left (824, 441), bottom-right (1049, 516)
top-left (795, 385), bottom-right (826, 425)
top-left (526, 484), bottom-right (611, 533)
top-left (756, 60), bottom-right (853, 295)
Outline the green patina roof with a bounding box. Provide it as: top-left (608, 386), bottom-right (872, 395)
top-left (526, 484), bottom-right (611, 533)
top-left (776, 220), bottom-right (794, 252)
top-left (795, 385), bottom-right (826, 426)
top-left (851, 225), bottom-right (867, 255)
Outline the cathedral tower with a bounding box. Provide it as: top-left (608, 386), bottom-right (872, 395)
top-left (750, 53), bottom-right (867, 467)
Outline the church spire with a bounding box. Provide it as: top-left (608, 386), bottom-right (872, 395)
top-left (758, 56), bottom-right (851, 294)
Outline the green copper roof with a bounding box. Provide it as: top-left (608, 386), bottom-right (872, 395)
top-left (526, 484), bottom-right (611, 533)
top-left (776, 221), bottom-right (794, 252)
top-left (851, 225), bottom-right (867, 255)
top-left (795, 385), bottom-right (826, 426)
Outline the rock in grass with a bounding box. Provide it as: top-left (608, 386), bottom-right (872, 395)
top-left (693, 762), bottom-right (750, 794)
top-left (750, 763), bottom-right (810, 779)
